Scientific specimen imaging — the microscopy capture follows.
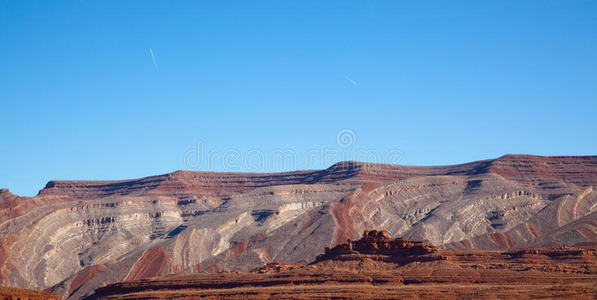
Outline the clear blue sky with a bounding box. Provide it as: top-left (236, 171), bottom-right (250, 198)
top-left (1, 1), bottom-right (596, 196)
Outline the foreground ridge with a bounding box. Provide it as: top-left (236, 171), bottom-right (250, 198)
top-left (84, 230), bottom-right (597, 299)
top-left (0, 285), bottom-right (60, 300)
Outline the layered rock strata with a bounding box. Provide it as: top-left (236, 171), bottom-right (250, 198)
top-left (0, 155), bottom-right (596, 298)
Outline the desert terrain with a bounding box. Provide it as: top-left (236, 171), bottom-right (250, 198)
top-left (84, 230), bottom-right (597, 299)
top-left (0, 155), bottom-right (596, 298)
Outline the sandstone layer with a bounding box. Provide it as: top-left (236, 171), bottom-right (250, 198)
top-left (0, 155), bottom-right (596, 298)
top-left (84, 231), bottom-right (597, 299)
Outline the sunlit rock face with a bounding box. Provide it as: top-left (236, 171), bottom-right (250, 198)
top-left (0, 155), bottom-right (596, 299)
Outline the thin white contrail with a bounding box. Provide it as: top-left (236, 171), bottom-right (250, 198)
top-left (344, 74), bottom-right (358, 86)
top-left (149, 48), bottom-right (158, 70)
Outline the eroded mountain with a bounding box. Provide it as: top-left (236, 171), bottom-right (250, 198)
top-left (0, 154), bottom-right (596, 298)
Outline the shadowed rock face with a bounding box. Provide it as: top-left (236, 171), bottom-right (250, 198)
top-left (0, 155), bottom-right (597, 299)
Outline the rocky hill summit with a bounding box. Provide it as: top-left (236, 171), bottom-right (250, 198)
top-left (315, 230), bottom-right (441, 263)
top-left (35, 154), bottom-right (597, 199)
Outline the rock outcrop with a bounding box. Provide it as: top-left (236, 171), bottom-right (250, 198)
top-left (0, 155), bottom-right (596, 299)
top-left (315, 230), bottom-right (441, 263)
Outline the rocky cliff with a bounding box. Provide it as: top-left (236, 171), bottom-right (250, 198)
top-left (0, 154), bottom-right (596, 298)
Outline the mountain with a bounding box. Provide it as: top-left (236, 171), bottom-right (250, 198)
top-left (0, 154), bottom-right (596, 298)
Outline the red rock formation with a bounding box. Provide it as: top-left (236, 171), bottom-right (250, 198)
top-left (124, 247), bottom-right (171, 281)
top-left (67, 265), bottom-right (105, 297)
top-left (1, 155), bottom-right (597, 299)
top-left (316, 230), bottom-right (439, 262)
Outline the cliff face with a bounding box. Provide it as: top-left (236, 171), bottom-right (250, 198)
top-left (0, 155), bottom-right (596, 299)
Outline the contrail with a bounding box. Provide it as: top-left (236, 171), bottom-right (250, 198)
top-left (344, 74), bottom-right (358, 86)
top-left (149, 48), bottom-right (158, 70)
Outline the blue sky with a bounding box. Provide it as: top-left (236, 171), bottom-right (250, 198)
top-left (1, 1), bottom-right (596, 196)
